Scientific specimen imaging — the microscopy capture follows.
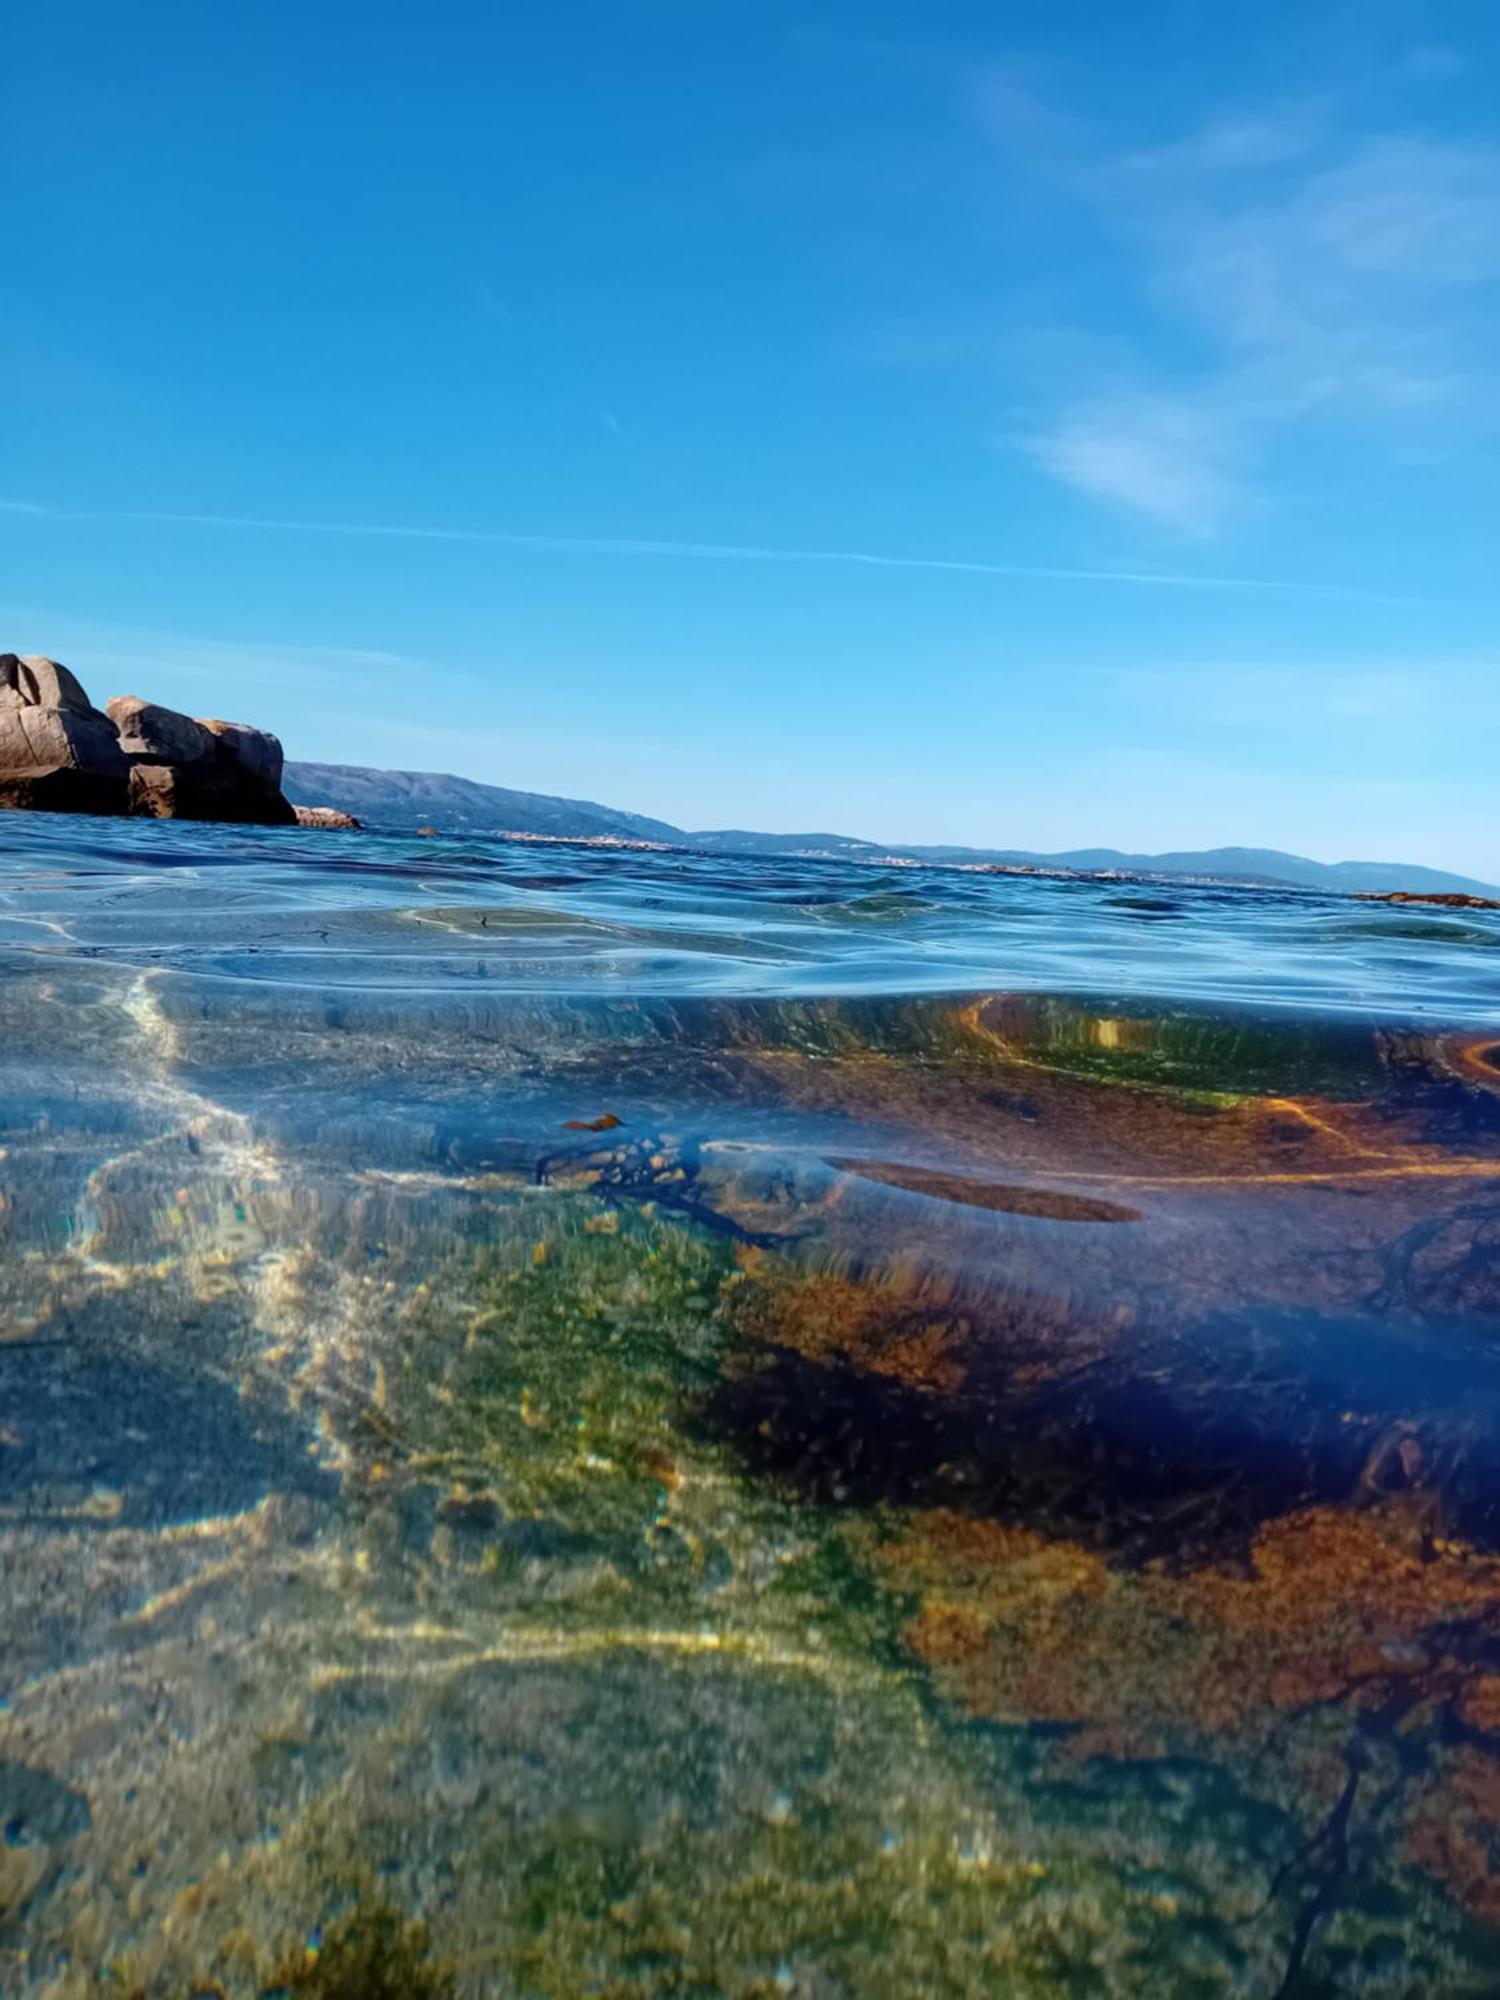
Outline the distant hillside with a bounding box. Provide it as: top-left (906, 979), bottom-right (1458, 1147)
top-left (688, 831), bottom-right (1500, 896)
top-left (902, 844), bottom-right (1500, 898)
top-left (284, 761), bottom-right (681, 845)
top-left (281, 761), bottom-right (1500, 898)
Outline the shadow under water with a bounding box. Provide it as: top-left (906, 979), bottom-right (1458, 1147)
top-left (6, 827), bottom-right (1500, 1993)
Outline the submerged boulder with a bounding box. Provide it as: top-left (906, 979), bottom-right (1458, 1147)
top-left (0, 654), bottom-right (129, 814)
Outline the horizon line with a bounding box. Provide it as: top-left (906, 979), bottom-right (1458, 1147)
top-left (278, 759), bottom-right (1500, 888)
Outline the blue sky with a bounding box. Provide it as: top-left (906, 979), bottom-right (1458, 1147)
top-left (4, 1), bottom-right (1498, 868)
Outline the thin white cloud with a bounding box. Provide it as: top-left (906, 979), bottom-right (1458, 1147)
top-left (1115, 105), bottom-right (1327, 179)
top-left (1146, 135), bottom-right (1500, 360)
top-left (1000, 80), bottom-right (1500, 532)
top-left (1028, 397), bottom-right (1243, 536)
top-left (1, 497), bottom-right (1426, 603)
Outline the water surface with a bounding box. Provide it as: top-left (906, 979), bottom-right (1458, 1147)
top-left (5, 819), bottom-right (1500, 1996)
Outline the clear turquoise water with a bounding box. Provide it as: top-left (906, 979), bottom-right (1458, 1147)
top-left (5, 818), bottom-right (1500, 1997)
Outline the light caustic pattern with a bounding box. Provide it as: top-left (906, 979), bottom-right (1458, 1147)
top-left (5, 826), bottom-right (1500, 1994)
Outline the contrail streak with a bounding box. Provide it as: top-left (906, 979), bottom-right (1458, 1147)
top-left (3, 499), bottom-right (1427, 603)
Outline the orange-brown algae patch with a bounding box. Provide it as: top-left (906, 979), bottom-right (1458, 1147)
top-left (876, 1512), bottom-right (1146, 1731)
top-left (1458, 1676), bottom-right (1500, 1736)
top-left (877, 1501), bottom-right (1500, 1921)
top-left (1408, 1751), bottom-right (1500, 1925)
top-left (726, 1262), bottom-right (972, 1395)
top-left (1188, 1506), bottom-right (1500, 1647)
top-left (884, 1505), bottom-right (1500, 1741)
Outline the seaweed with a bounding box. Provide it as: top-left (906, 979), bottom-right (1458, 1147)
top-left (270, 1901), bottom-right (454, 2000)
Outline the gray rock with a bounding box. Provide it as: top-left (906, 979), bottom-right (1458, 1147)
top-left (110, 701), bottom-right (295, 824)
top-left (0, 650), bottom-right (297, 823)
top-left (0, 654), bottom-right (95, 715)
top-left (197, 717), bottom-right (284, 792)
top-left (0, 663), bottom-right (129, 814)
top-left (0, 1761), bottom-right (92, 1847)
top-left (0, 706), bottom-right (116, 771)
top-left (106, 695), bottom-right (213, 766)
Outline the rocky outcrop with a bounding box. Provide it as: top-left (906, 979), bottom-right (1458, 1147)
top-left (0, 655), bottom-right (303, 825)
top-left (0, 654), bottom-right (95, 715)
top-left (200, 717), bottom-right (285, 795)
top-left (107, 696), bottom-right (217, 767)
top-left (1355, 890), bottom-right (1500, 911)
top-left (0, 654), bottom-right (129, 814)
top-left (292, 804), bottom-right (362, 830)
top-left (106, 695), bottom-right (295, 824)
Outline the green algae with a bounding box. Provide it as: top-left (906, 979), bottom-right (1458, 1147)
top-left (12, 1098), bottom-right (1500, 1992)
top-left (272, 1901), bottom-right (455, 1999)
top-left (969, 995), bottom-right (1390, 1101)
top-left (11, 859), bottom-right (1500, 1998)
top-left (291, 1191), bottom-right (1498, 1995)
top-left (394, 1202), bottom-right (736, 1541)
top-left (354, 1197), bottom-right (899, 1666)
top-left (503, 1796), bottom-right (1163, 1999)
top-left (101, 1901), bottom-right (454, 2000)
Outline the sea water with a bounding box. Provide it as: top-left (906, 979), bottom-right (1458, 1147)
top-left (5, 816), bottom-right (1500, 1995)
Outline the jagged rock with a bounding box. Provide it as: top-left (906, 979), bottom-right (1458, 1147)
top-left (0, 655), bottom-right (129, 814)
top-left (106, 695), bottom-right (214, 766)
top-left (293, 804), bottom-right (362, 830)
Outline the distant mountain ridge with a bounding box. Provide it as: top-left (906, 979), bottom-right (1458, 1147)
top-left (283, 760), bottom-right (1500, 899)
top-left (283, 761), bottom-right (681, 845)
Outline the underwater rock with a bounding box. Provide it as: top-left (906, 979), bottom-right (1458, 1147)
top-left (0, 1349), bottom-right (337, 1532)
top-left (0, 1761), bottom-right (91, 1847)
